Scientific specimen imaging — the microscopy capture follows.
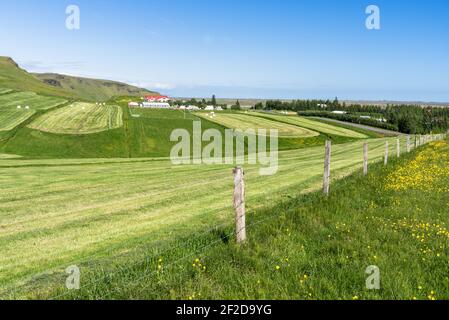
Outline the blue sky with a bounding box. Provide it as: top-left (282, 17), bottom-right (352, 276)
top-left (1, 0), bottom-right (449, 101)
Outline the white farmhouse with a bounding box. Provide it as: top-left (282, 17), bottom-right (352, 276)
top-left (205, 106), bottom-right (215, 111)
top-left (142, 102), bottom-right (171, 109)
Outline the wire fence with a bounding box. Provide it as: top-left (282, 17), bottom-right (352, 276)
top-left (1, 133), bottom-right (447, 300)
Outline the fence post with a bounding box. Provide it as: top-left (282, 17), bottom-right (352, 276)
top-left (323, 140), bottom-right (331, 195)
top-left (363, 142), bottom-right (368, 176)
top-left (384, 141), bottom-right (389, 166)
top-left (397, 139), bottom-right (400, 158)
top-left (233, 167), bottom-right (246, 244)
top-left (406, 136), bottom-right (411, 153)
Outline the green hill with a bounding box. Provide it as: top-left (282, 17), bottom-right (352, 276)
top-left (0, 57), bottom-right (76, 99)
top-left (34, 73), bottom-right (158, 102)
top-left (0, 56), bottom-right (159, 101)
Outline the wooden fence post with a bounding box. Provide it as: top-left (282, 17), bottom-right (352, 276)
top-left (233, 167), bottom-right (246, 244)
top-left (363, 142), bottom-right (368, 176)
top-left (397, 139), bottom-right (400, 158)
top-left (384, 141), bottom-right (389, 166)
top-left (323, 140), bottom-right (331, 195)
top-left (406, 136), bottom-right (411, 153)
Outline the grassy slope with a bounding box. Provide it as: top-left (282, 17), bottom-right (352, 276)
top-left (0, 57), bottom-right (76, 99)
top-left (29, 103), bottom-right (123, 134)
top-left (36, 139), bottom-right (449, 300)
top-left (0, 56), bottom-right (159, 102)
top-left (34, 73), bottom-right (158, 102)
top-left (0, 136), bottom-right (412, 296)
top-left (0, 92), bottom-right (67, 132)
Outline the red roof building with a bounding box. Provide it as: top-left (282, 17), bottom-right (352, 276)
top-left (145, 95), bottom-right (171, 102)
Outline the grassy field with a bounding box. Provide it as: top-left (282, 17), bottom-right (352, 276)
top-left (196, 112), bottom-right (319, 138)
top-left (8, 138), bottom-right (444, 300)
top-left (0, 109), bottom-right (35, 131)
top-left (28, 102), bottom-right (123, 135)
top-left (0, 91), bottom-right (67, 110)
top-left (1, 105), bottom-right (360, 159)
top-left (0, 136), bottom-right (414, 297)
top-left (252, 112), bottom-right (368, 138)
top-left (102, 140), bottom-right (448, 300)
top-left (0, 91), bottom-right (67, 131)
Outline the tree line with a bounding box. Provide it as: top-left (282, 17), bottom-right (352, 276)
top-left (261, 99), bottom-right (449, 134)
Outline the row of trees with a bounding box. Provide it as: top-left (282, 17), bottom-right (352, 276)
top-left (172, 95), bottom-right (244, 110)
top-left (262, 99), bottom-right (449, 134)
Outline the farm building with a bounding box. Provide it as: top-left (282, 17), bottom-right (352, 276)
top-left (215, 106), bottom-right (223, 111)
top-left (205, 106), bottom-right (214, 111)
top-left (145, 95), bottom-right (171, 103)
top-left (128, 102), bottom-right (139, 107)
top-left (142, 102), bottom-right (172, 109)
top-left (187, 105), bottom-right (200, 110)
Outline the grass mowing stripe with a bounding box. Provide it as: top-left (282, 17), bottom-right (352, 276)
top-left (28, 102), bottom-right (123, 134)
top-left (195, 112), bottom-right (319, 138)
top-left (0, 137), bottom-right (407, 291)
top-left (252, 112), bottom-right (368, 138)
top-left (0, 92), bottom-right (67, 131)
top-left (0, 109), bottom-right (35, 131)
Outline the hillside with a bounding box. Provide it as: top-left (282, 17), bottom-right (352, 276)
top-left (0, 57), bottom-right (159, 101)
top-left (34, 73), bottom-right (158, 102)
top-left (0, 57), bottom-right (76, 99)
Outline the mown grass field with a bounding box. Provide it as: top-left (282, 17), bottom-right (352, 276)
top-left (1, 105), bottom-right (361, 158)
top-left (0, 136), bottom-right (414, 298)
top-left (0, 91), bottom-right (67, 131)
top-left (252, 112), bottom-right (368, 138)
top-left (28, 102), bottom-right (123, 135)
top-left (10, 138), bottom-right (445, 300)
top-left (0, 92), bottom-right (67, 110)
top-left (196, 112), bottom-right (319, 138)
top-left (0, 109), bottom-right (35, 131)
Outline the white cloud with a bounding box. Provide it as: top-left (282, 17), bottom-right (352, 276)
top-left (131, 81), bottom-right (177, 90)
